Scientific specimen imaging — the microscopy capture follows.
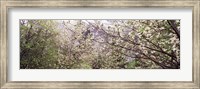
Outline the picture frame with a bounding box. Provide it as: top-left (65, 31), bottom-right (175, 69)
top-left (0, 0), bottom-right (199, 89)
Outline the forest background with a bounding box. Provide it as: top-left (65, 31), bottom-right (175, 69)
top-left (20, 20), bottom-right (180, 69)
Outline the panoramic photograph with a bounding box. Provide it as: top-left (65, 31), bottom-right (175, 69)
top-left (20, 20), bottom-right (180, 69)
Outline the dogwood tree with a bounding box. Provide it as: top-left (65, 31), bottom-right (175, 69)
top-left (20, 20), bottom-right (180, 69)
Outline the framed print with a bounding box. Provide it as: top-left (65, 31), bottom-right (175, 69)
top-left (0, 0), bottom-right (200, 89)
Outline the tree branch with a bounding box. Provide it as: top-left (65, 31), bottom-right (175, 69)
top-left (167, 20), bottom-right (180, 39)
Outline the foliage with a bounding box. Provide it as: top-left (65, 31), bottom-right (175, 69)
top-left (20, 20), bottom-right (180, 69)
